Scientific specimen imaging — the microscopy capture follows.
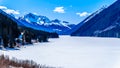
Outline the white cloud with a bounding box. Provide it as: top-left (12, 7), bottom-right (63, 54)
top-left (53, 7), bottom-right (65, 13)
top-left (76, 12), bottom-right (91, 17)
top-left (0, 6), bottom-right (20, 15)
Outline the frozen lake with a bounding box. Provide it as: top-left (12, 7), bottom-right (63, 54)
top-left (1, 36), bottom-right (120, 68)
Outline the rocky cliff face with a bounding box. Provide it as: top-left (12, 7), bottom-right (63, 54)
top-left (71, 0), bottom-right (120, 37)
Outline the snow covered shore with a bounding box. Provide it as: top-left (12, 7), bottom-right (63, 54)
top-left (1, 36), bottom-right (120, 68)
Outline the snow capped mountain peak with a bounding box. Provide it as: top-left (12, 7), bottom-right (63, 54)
top-left (0, 7), bottom-right (74, 35)
top-left (18, 13), bottom-right (75, 34)
top-left (23, 13), bottom-right (50, 25)
top-left (23, 13), bottom-right (72, 26)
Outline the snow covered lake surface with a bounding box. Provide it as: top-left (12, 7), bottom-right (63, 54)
top-left (1, 35), bottom-right (120, 68)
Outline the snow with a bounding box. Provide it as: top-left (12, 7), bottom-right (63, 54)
top-left (103, 25), bottom-right (116, 32)
top-left (84, 6), bottom-right (106, 23)
top-left (94, 24), bottom-right (118, 35)
top-left (1, 36), bottom-right (120, 68)
top-left (61, 23), bottom-right (71, 29)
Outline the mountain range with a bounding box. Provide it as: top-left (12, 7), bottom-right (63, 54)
top-left (1, 0), bottom-right (119, 37)
top-left (18, 13), bottom-right (75, 34)
top-left (71, 0), bottom-right (120, 38)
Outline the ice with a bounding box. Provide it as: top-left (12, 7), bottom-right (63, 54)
top-left (1, 36), bottom-right (120, 68)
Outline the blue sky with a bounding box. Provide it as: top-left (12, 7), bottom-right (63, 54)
top-left (0, 0), bottom-right (117, 24)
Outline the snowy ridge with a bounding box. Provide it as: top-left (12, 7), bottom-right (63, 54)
top-left (0, 9), bottom-right (21, 25)
top-left (20, 13), bottom-right (75, 34)
top-left (94, 15), bottom-right (120, 36)
top-left (0, 9), bottom-right (54, 32)
top-left (71, 0), bottom-right (120, 37)
top-left (18, 18), bottom-right (54, 32)
top-left (23, 13), bottom-right (71, 28)
top-left (84, 6), bottom-right (106, 23)
top-left (94, 26), bottom-right (116, 34)
top-left (69, 6), bottom-right (106, 34)
top-left (0, 9), bottom-right (75, 34)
